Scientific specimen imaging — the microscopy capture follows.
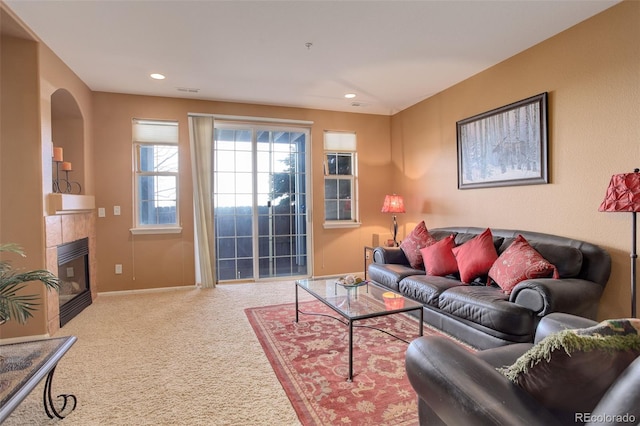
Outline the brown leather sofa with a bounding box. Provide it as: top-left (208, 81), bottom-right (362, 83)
top-left (405, 313), bottom-right (640, 425)
top-left (368, 227), bottom-right (611, 349)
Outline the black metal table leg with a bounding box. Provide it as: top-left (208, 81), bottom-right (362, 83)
top-left (348, 319), bottom-right (354, 382)
top-left (294, 279), bottom-right (424, 382)
top-left (43, 365), bottom-right (77, 419)
top-left (295, 284), bottom-right (299, 323)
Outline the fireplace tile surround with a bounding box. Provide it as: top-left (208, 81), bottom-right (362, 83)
top-left (45, 212), bottom-right (97, 335)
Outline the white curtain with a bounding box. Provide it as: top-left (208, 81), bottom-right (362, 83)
top-left (188, 115), bottom-right (216, 288)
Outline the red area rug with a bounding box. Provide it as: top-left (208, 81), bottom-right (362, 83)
top-left (245, 300), bottom-right (474, 426)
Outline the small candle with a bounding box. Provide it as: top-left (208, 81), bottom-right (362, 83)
top-left (53, 147), bottom-right (64, 162)
top-left (61, 161), bottom-right (72, 171)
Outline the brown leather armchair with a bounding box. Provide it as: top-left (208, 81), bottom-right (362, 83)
top-left (405, 313), bottom-right (640, 425)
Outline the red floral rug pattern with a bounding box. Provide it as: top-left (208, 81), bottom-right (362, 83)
top-left (245, 300), bottom-right (473, 426)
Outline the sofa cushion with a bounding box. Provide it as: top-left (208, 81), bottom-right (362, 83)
top-left (399, 274), bottom-right (462, 307)
top-left (454, 231), bottom-right (504, 252)
top-left (530, 242), bottom-right (582, 278)
top-left (499, 238), bottom-right (583, 278)
top-left (420, 235), bottom-right (458, 277)
top-left (400, 221), bottom-right (437, 269)
top-left (452, 228), bottom-right (499, 283)
top-left (438, 286), bottom-right (535, 337)
top-left (489, 235), bottom-right (559, 294)
top-left (500, 319), bottom-right (640, 412)
top-left (368, 263), bottom-right (424, 292)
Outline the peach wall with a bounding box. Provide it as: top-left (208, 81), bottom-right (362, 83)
top-left (40, 43), bottom-right (94, 198)
top-left (391, 1), bottom-right (640, 320)
top-left (0, 34), bottom-right (47, 339)
top-left (1, 5), bottom-right (95, 339)
top-left (92, 94), bottom-right (392, 291)
top-left (4, 0), bottom-right (637, 341)
top-left (39, 41), bottom-right (96, 339)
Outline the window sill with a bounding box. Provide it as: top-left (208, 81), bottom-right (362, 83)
top-left (130, 226), bottom-right (182, 235)
top-left (323, 221), bottom-right (361, 229)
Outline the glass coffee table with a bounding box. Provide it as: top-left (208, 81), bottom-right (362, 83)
top-left (295, 277), bottom-right (423, 381)
top-left (0, 336), bottom-right (77, 422)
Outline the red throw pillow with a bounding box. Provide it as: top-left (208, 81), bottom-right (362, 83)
top-left (399, 221), bottom-right (437, 269)
top-left (420, 235), bottom-right (458, 276)
top-left (489, 234), bottom-right (559, 294)
top-left (451, 228), bottom-right (498, 283)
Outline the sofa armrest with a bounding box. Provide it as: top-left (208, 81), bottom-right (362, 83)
top-left (372, 246), bottom-right (410, 265)
top-left (589, 357), bottom-right (640, 425)
top-left (510, 278), bottom-right (603, 318)
top-left (405, 336), bottom-right (562, 426)
top-left (533, 312), bottom-right (598, 343)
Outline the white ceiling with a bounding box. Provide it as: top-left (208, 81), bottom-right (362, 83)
top-left (4, 0), bottom-right (620, 115)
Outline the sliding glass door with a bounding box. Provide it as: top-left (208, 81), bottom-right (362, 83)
top-left (214, 123), bottom-right (310, 282)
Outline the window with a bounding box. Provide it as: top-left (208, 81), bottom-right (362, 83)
top-left (132, 119), bottom-right (180, 234)
top-left (323, 131), bottom-right (359, 228)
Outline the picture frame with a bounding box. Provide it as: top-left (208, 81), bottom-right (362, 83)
top-left (456, 92), bottom-right (548, 189)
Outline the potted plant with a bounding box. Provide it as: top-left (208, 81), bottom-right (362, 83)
top-left (0, 243), bottom-right (59, 325)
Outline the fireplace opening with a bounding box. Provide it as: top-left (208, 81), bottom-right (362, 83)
top-left (57, 237), bottom-right (91, 327)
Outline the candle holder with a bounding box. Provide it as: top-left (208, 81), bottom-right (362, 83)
top-left (52, 161), bottom-right (82, 194)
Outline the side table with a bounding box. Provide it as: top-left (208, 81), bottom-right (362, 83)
top-left (0, 336), bottom-right (77, 422)
top-left (363, 246), bottom-right (375, 279)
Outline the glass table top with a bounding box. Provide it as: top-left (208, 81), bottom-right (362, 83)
top-left (295, 277), bottom-right (423, 320)
top-left (0, 336), bottom-right (77, 422)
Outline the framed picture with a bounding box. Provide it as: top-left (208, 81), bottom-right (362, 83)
top-left (457, 92), bottom-right (548, 189)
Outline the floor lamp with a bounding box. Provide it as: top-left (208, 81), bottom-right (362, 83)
top-left (599, 168), bottom-right (640, 318)
top-left (381, 194), bottom-right (405, 247)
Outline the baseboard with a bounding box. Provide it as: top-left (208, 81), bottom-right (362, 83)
top-left (0, 333), bottom-right (51, 345)
top-left (97, 285), bottom-right (195, 297)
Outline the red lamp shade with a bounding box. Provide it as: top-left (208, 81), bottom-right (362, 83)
top-left (600, 169), bottom-right (640, 318)
top-left (599, 171), bottom-right (640, 212)
top-left (381, 194), bottom-right (405, 214)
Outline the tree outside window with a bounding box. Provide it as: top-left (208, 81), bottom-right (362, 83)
top-left (133, 119), bottom-right (179, 230)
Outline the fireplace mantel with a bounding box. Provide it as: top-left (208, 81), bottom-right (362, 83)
top-left (47, 194), bottom-right (95, 215)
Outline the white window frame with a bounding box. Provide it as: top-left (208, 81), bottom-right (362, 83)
top-left (130, 119), bottom-right (181, 235)
top-left (323, 131), bottom-right (360, 229)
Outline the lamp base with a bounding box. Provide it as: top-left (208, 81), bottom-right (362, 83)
top-left (632, 211), bottom-right (637, 318)
top-left (392, 215), bottom-right (399, 246)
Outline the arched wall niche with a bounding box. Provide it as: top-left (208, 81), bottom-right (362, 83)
top-left (51, 88), bottom-right (85, 194)
top-left (45, 88), bottom-right (96, 336)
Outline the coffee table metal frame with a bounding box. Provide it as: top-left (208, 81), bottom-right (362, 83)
top-left (0, 336), bottom-right (77, 422)
top-left (295, 277), bottom-right (423, 381)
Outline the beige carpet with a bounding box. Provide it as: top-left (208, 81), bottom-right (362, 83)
top-left (4, 280), bottom-right (318, 425)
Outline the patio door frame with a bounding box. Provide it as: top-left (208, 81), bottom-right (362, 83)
top-left (213, 116), bottom-right (313, 282)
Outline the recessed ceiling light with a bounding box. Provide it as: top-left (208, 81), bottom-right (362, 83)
top-left (344, 93), bottom-right (356, 99)
top-left (150, 73), bottom-right (166, 80)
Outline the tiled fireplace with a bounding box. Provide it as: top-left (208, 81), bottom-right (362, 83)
top-left (57, 237), bottom-right (91, 326)
top-left (45, 212), bottom-right (97, 335)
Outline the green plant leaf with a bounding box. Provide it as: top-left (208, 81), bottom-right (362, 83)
top-left (0, 242), bottom-right (59, 325)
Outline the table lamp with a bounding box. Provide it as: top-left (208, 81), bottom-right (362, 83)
top-left (599, 168), bottom-right (640, 318)
top-left (381, 194), bottom-right (405, 247)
